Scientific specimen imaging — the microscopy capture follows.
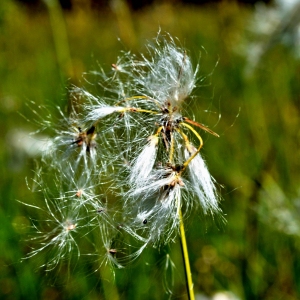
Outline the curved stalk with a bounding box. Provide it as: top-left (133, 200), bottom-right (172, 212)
top-left (179, 122), bottom-right (203, 172)
top-left (115, 96), bottom-right (161, 108)
top-left (119, 107), bottom-right (159, 115)
top-left (183, 117), bottom-right (219, 137)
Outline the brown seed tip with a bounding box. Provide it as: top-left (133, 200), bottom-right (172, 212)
top-left (109, 249), bottom-right (117, 255)
top-left (67, 224), bottom-right (76, 231)
top-left (112, 64), bottom-right (118, 70)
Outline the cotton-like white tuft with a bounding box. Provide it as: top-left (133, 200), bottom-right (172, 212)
top-left (85, 105), bottom-right (119, 123)
top-left (126, 169), bottom-right (184, 245)
top-left (132, 38), bottom-right (198, 108)
top-left (185, 145), bottom-right (219, 214)
top-left (129, 135), bottom-right (158, 185)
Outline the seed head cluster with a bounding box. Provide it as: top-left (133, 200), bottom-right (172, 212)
top-left (24, 35), bottom-right (223, 272)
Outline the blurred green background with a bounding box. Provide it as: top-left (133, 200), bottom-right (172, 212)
top-left (1, 0), bottom-right (300, 299)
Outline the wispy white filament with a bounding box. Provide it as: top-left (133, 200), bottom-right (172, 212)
top-left (126, 169), bottom-right (184, 245)
top-left (132, 38), bottom-right (198, 107)
top-left (129, 135), bottom-right (158, 185)
top-left (185, 146), bottom-right (219, 214)
top-left (85, 105), bottom-right (119, 123)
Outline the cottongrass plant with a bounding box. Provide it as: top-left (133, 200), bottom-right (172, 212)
top-left (23, 33), bottom-right (223, 299)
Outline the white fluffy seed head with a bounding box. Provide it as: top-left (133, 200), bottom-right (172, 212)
top-left (23, 196), bottom-right (82, 272)
top-left (23, 34), bottom-right (223, 272)
top-left (34, 108), bottom-right (100, 174)
top-left (129, 135), bottom-right (159, 186)
top-left (125, 168), bottom-right (187, 245)
top-left (85, 105), bottom-right (119, 123)
top-left (131, 37), bottom-right (198, 108)
top-left (185, 145), bottom-right (220, 214)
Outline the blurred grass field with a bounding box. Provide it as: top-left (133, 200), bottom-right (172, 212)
top-left (1, 0), bottom-right (300, 299)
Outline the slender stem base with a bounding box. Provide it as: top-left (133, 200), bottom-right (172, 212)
top-left (179, 206), bottom-right (195, 300)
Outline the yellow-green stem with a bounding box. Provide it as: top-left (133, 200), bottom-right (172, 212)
top-left (180, 122), bottom-right (203, 172)
top-left (169, 132), bottom-right (174, 163)
top-left (179, 205), bottom-right (195, 300)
